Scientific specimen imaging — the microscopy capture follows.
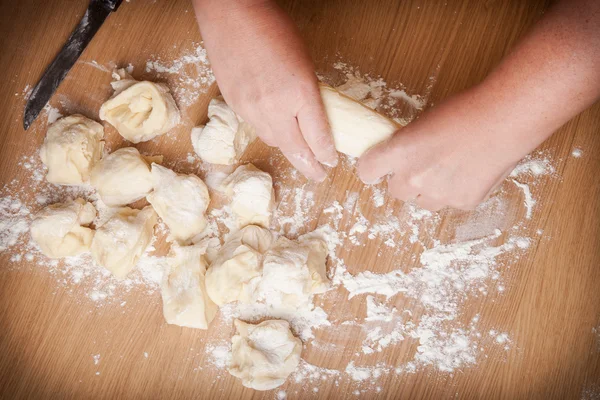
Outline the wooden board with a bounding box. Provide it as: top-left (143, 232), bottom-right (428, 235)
top-left (1, 0), bottom-right (600, 399)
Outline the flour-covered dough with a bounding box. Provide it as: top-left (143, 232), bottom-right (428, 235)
top-left (91, 206), bottom-right (157, 279)
top-left (319, 83), bottom-right (400, 157)
top-left (40, 115), bottom-right (104, 185)
top-left (146, 164), bottom-right (210, 243)
top-left (229, 319), bottom-right (302, 391)
top-left (191, 97), bottom-right (256, 165)
top-left (99, 69), bottom-right (180, 143)
top-left (161, 241), bottom-right (218, 329)
top-left (221, 164), bottom-right (274, 229)
top-left (205, 225), bottom-right (273, 306)
top-left (90, 147), bottom-right (161, 207)
top-left (30, 198), bottom-right (96, 258)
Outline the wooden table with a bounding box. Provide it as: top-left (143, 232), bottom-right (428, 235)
top-left (1, 0), bottom-right (599, 399)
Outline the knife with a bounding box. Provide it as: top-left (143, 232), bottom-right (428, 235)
top-left (23, 0), bottom-right (123, 130)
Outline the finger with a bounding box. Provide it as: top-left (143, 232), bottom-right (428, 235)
top-left (414, 195), bottom-right (445, 212)
top-left (357, 135), bottom-right (402, 184)
top-left (275, 118), bottom-right (327, 182)
top-left (387, 175), bottom-right (419, 202)
top-left (297, 91), bottom-right (338, 167)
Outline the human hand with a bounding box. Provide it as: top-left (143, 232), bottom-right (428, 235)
top-left (357, 86), bottom-right (534, 211)
top-left (193, 0), bottom-right (337, 181)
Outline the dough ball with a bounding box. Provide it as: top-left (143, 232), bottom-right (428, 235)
top-left (221, 164), bottom-right (274, 229)
top-left (90, 147), bottom-right (161, 207)
top-left (298, 231), bottom-right (330, 295)
top-left (99, 69), bottom-right (180, 143)
top-left (205, 225), bottom-right (273, 306)
top-left (191, 97), bottom-right (256, 165)
top-left (30, 198), bottom-right (96, 258)
top-left (161, 241), bottom-right (218, 329)
top-left (319, 83), bottom-right (400, 157)
top-left (229, 319), bottom-right (302, 391)
top-left (39, 115), bottom-right (104, 185)
top-left (91, 206), bottom-right (157, 279)
top-left (146, 164), bottom-right (210, 244)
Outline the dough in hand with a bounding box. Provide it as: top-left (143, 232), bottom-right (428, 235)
top-left (191, 97), bottom-right (256, 165)
top-left (319, 83), bottom-right (400, 157)
top-left (39, 115), bottom-right (104, 185)
top-left (91, 206), bottom-right (157, 279)
top-left (205, 225), bottom-right (274, 306)
top-left (146, 164), bottom-right (210, 243)
top-left (30, 198), bottom-right (96, 258)
top-left (99, 69), bottom-right (180, 143)
top-left (161, 241), bottom-right (218, 329)
top-left (90, 147), bottom-right (161, 207)
top-left (229, 319), bottom-right (302, 391)
top-left (221, 164), bottom-right (274, 229)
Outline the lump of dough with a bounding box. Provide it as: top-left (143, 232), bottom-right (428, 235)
top-left (221, 164), bottom-right (274, 229)
top-left (161, 241), bottom-right (218, 329)
top-left (39, 115), bottom-right (104, 185)
top-left (30, 198), bottom-right (96, 258)
top-left (90, 147), bottom-right (161, 207)
top-left (146, 164), bottom-right (210, 244)
top-left (99, 69), bottom-right (180, 143)
top-left (91, 206), bottom-right (157, 279)
top-left (253, 236), bottom-right (329, 308)
top-left (205, 225), bottom-right (273, 306)
top-left (229, 319), bottom-right (302, 391)
top-left (191, 97), bottom-right (256, 165)
top-left (319, 83), bottom-right (400, 157)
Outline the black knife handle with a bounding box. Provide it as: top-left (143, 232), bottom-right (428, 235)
top-left (99, 0), bottom-right (123, 12)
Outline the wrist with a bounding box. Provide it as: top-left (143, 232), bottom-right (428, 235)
top-left (193, 0), bottom-right (274, 23)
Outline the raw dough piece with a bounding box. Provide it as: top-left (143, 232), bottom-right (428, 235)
top-left (161, 241), bottom-right (218, 329)
top-left (298, 232), bottom-right (330, 295)
top-left (229, 319), bottom-right (302, 391)
top-left (319, 83), bottom-right (400, 157)
top-left (30, 198), bottom-right (96, 258)
top-left (40, 115), bottom-right (104, 185)
top-left (146, 164), bottom-right (210, 243)
top-left (221, 164), bottom-right (274, 229)
top-left (91, 206), bottom-right (157, 279)
top-left (191, 97), bottom-right (256, 165)
top-left (99, 69), bottom-right (180, 143)
top-left (90, 147), bottom-right (161, 207)
top-left (205, 225), bottom-right (273, 306)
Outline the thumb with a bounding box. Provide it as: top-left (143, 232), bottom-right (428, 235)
top-left (357, 136), bottom-right (402, 184)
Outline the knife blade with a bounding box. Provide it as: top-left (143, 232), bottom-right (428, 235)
top-left (23, 0), bottom-right (123, 130)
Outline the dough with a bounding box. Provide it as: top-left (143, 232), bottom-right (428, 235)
top-left (91, 206), bottom-right (157, 279)
top-left (161, 241), bottom-right (218, 329)
top-left (30, 198), bottom-right (96, 258)
top-left (39, 114), bottom-right (104, 185)
top-left (319, 83), bottom-right (400, 157)
top-left (205, 225), bottom-right (274, 306)
top-left (191, 97), bottom-right (256, 165)
top-left (221, 164), bottom-right (274, 229)
top-left (146, 164), bottom-right (210, 244)
top-left (298, 232), bottom-right (330, 295)
top-left (90, 147), bottom-right (161, 207)
top-left (229, 319), bottom-right (302, 391)
top-left (253, 235), bottom-right (329, 308)
top-left (99, 69), bottom-right (180, 143)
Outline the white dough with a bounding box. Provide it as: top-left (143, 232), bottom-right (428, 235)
top-left (90, 147), bottom-right (161, 207)
top-left (229, 319), bottom-right (302, 391)
top-left (161, 241), bottom-right (218, 329)
top-left (205, 225), bottom-right (274, 306)
top-left (319, 83), bottom-right (400, 157)
top-left (30, 198), bottom-right (96, 258)
top-left (39, 115), bottom-right (104, 185)
top-left (146, 164), bottom-right (210, 244)
top-left (91, 206), bottom-right (157, 279)
top-left (99, 69), bottom-right (180, 143)
top-left (191, 97), bottom-right (256, 165)
top-left (221, 164), bottom-right (274, 229)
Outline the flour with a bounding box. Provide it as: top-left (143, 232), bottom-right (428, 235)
top-left (43, 103), bottom-right (62, 124)
top-left (512, 180), bottom-right (535, 219)
top-left (205, 343), bottom-right (231, 369)
top-left (572, 148), bottom-right (583, 158)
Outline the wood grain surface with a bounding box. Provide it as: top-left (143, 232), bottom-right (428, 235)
top-left (1, 0), bottom-right (599, 399)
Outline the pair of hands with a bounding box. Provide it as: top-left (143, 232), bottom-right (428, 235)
top-left (193, 0), bottom-right (540, 211)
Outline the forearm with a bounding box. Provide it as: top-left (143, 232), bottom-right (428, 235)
top-left (475, 0), bottom-right (600, 152)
